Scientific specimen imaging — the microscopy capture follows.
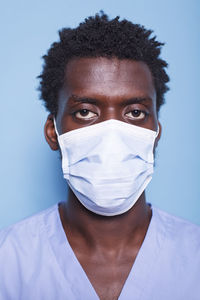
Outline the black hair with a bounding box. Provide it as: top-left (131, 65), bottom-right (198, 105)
top-left (38, 11), bottom-right (169, 115)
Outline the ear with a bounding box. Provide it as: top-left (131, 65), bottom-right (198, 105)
top-left (44, 114), bottom-right (59, 151)
top-left (154, 121), bottom-right (162, 148)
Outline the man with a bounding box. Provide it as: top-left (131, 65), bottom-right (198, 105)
top-left (0, 12), bottom-right (200, 300)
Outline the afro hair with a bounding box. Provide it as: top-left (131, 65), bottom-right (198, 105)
top-left (38, 11), bottom-right (169, 115)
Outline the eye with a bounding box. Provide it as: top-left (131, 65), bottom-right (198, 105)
top-left (74, 109), bottom-right (98, 120)
top-left (125, 109), bottom-right (146, 120)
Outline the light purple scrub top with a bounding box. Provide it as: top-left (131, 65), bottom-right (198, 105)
top-left (0, 203), bottom-right (200, 300)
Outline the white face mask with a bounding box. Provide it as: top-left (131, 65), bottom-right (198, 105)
top-left (54, 119), bottom-right (158, 216)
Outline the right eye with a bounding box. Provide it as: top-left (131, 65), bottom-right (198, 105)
top-left (74, 109), bottom-right (98, 120)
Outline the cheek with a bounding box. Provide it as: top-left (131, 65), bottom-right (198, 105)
top-left (60, 113), bottom-right (92, 133)
top-left (150, 108), bottom-right (158, 131)
top-left (60, 115), bottom-right (75, 133)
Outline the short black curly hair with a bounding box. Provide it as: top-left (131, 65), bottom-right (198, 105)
top-left (38, 12), bottom-right (169, 115)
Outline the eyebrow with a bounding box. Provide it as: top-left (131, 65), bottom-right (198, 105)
top-left (71, 94), bottom-right (97, 104)
top-left (70, 94), bottom-right (152, 105)
top-left (122, 97), bottom-right (151, 106)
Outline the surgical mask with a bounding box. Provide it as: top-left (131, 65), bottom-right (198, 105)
top-left (54, 119), bottom-right (158, 216)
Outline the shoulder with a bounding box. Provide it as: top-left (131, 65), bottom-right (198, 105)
top-left (149, 206), bottom-right (200, 296)
top-left (0, 204), bottom-right (60, 297)
top-left (152, 206), bottom-right (200, 256)
top-left (0, 204), bottom-right (58, 252)
top-left (153, 206), bottom-right (200, 235)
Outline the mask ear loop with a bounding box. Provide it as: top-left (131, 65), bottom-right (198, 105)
top-left (155, 124), bottom-right (160, 138)
top-left (53, 118), bottom-right (59, 137)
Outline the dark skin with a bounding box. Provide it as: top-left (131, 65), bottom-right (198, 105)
top-left (45, 57), bottom-right (161, 300)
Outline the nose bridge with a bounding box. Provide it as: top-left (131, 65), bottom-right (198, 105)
top-left (100, 126), bottom-right (130, 164)
top-left (100, 105), bottom-right (122, 122)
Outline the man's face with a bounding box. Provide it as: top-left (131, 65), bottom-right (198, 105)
top-left (56, 57), bottom-right (158, 134)
top-left (45, 57), bottom-right (160, 149)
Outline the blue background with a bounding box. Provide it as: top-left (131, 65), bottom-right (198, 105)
top-left (0, 0), bottom-right (199, 229)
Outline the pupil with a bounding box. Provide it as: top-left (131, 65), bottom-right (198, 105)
top-left (132, 110), bottom-right (140, 116)
top-left (80, 109), bottom-right (88, 116)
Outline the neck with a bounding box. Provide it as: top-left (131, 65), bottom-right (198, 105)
top-left (59, 189), bottom-right (152, 254)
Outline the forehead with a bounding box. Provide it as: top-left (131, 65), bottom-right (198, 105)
top-left (63, 57), bottom-right (155, 99)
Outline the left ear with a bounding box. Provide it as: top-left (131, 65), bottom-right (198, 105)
top-left (154, 121), bottom-right (162, 148)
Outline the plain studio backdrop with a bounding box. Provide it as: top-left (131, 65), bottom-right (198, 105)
top-left (0, 0), bottom-right (199, 229)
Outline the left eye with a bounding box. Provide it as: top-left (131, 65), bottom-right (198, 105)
top-left (74, 109), bottom-right (97, 120)
top-left (125, 110), bottom-right (146, 120)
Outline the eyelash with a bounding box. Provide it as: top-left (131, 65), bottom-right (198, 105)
top-left (72, 108), bottom-right (149, 121)
top-left (73, 109), bottom-right (98, 120)
top-left (125, 109), bottom-right (148, 120)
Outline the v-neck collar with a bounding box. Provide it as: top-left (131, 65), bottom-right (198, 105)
top-left (118, 206), bottom-right (166, 299)
top-left (45, 203), bottom-right (166, 300)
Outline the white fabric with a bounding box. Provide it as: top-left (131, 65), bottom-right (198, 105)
top-left (0, 203), bottom-right (200, 299)
top-left (56, 119), bottom-right (158, 216)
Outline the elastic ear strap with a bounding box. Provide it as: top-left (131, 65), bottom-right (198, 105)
top-left (156, 124), bottom-right (160, 137)
top-left (53, 118), bottom-right (59, 136)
